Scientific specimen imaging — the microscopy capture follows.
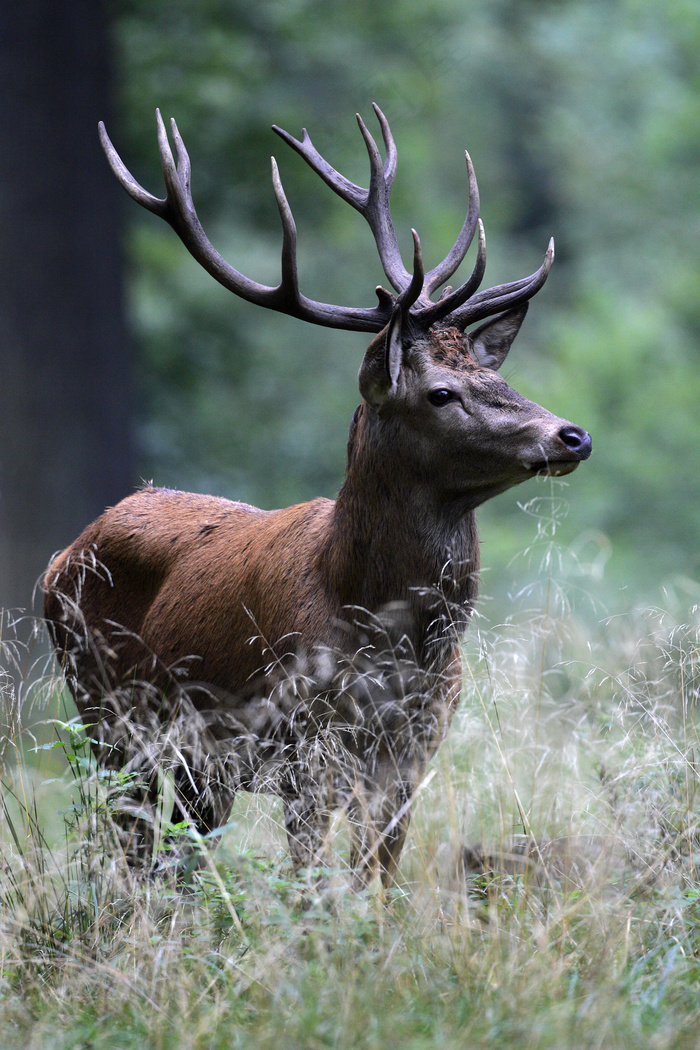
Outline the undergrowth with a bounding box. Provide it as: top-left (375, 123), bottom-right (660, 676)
top-left (2, 490), bottom-right (700, 1049)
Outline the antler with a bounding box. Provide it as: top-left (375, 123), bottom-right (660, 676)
top-left (271, 106), bottom-right (489, 319)
top-left (271, 106), bottom-right (553, 330)
top-left (272, 104), bottom-right (410, 294)
top-left (447, 238), bottom-right (554, 329)
top-left (99, 105), bottom-right (554, 336)
top-left (99, 110), bottom-right (392, 333)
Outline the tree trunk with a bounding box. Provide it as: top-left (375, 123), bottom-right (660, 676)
top-left (0, 0), bottom-right (133, 616)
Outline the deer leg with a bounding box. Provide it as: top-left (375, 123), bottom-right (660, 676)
top-left (171, 767), bottom-right (234, 835)
top-left (165, 765), bottom-right (235, 874)
top-left (108, 769), bottom-right (161, 870)
top-left (348, 780), bottom-right (414, 888)
top-left (281, 774), bottom-right (332, 875)
top-left (77, 688), bottom-right (163, 871)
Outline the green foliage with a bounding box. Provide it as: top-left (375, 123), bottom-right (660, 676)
top-left (109, 0), bottom-right (700, 608)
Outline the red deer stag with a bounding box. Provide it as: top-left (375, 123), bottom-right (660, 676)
top-left (44, 106), bottom-right (591, 885)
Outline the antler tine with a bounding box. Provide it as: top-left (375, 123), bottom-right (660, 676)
top-left (98, 120), bottom-right (169, 218)
top-left (143, 112), bottom-right (284, 308)
top-left (417, 219), bottom-right (487, 327)
top-left (162, 112), bottom-right (192, 199)
top-left (355, 112), bottom-right (411, 292)
top-left (423, 151), bottom-right (481, 298)
top-left (269, 151), bottom-right (397, 330)
top-left (449, 238), bottom-right (555, 330)
top-left (371, 103), bottom-right (397, 189)
top-left (273, 107), bottom-right (412, 295)
top-left (157, 112), bottom-right (200, 229)
top-left (271, 124), bottom-right (366, 209)
top-left (396, 230), bottom-right (425, 316)
top-left (270, 157), bottom-right (300, 305)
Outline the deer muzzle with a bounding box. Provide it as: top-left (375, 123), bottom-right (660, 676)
top-left (520, 423), bottom-right (592, 476)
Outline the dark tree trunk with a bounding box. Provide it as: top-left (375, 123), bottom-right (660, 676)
top-left (0, 0), bottom-right (133, 614)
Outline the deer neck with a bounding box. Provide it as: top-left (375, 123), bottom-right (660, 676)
top-left (323, 404), bottom-right (480, 664)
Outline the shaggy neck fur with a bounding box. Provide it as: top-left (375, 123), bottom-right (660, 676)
top-left (323, 402), bottom-right (479, 668)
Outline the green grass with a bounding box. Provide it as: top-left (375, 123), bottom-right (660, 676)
top-left (3, 500), bottom-right (700, 1049)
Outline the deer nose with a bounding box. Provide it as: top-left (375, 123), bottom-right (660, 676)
top-left (558, 425), bottom-right (592, 460)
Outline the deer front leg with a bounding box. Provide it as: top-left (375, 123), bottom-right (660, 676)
top-left (281, 774), bottom-right (332, 875)
top-left (348, 778), bottom-right (414, 889)
top-left (165, 763), bottom-right (236, 875)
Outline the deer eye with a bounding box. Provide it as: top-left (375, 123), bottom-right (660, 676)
top-left (428, 388), bottom-right (455, 407)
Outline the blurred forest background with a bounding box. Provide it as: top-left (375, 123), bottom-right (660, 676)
top-left (2, 0), bottom-right (699, 621)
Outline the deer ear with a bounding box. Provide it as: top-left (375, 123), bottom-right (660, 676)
top-left (358, 309), bottom-right (404, 404)
top-left (469, 303), bottom-right (529, 371)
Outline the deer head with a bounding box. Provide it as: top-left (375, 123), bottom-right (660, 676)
top-left (99, 104), bottom-right (590, 505)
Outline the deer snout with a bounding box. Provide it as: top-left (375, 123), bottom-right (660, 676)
top-left (519, 420), bottom-right (592, 477)
top-left (558, 424), bottom-right (592, 461)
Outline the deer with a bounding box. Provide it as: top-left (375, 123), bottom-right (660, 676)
top-left (43, 105), bottom-right (591, 887)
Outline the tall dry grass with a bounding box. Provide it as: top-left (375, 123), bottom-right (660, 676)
top-left (2, 488), bottom-right (700, 1049)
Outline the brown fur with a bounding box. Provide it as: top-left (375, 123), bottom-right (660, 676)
top-left (428, 327), bottom-right (480, 370)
